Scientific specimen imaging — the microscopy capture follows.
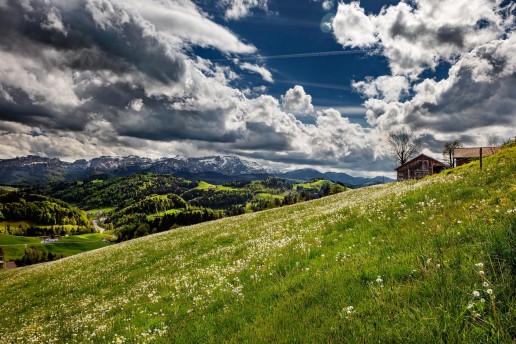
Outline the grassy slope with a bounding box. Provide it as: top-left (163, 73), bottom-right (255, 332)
top-left (0, 147), bottom-right (515, 343)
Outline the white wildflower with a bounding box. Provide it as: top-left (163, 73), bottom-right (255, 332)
top-left (486, 289), bottom-right (493, 295)
top-left (473, 290), bottom-right (480, 297)
top-left (475, 263), bottom-right (483, 268)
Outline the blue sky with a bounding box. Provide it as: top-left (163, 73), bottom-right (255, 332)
top-left (195, 0), bottom-right (400, 126)
top-left (0, 0), bottom-right (514, 176)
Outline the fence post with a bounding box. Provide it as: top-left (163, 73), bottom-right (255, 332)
top-left (479, 147), bottom-right (483, 171)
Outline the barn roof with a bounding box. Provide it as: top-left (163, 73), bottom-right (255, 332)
top-left (395, 154), bottom-right (446, 171)
top-left (454, 147), bottom-right (500, 158)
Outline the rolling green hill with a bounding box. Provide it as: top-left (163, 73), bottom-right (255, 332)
top-left (1, 147), bottom-right (515, 342)
top-left (31, 175), bottom-right (348, 242)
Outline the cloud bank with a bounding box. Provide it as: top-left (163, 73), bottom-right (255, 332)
top-left (333, 0), bottom-right (515, 149)
top-left (0, 0), bottom-right (388, 174)
top-left (0, 0), bottom-right (514, 176)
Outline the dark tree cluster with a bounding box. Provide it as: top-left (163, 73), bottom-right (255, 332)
top-left (15, 247), bottom-right (63, 267)
top-left (0, 192), bottom-right (90, 228)
top-left (112, 194), bottom-right (188, 218)
top-left (183, 189), bottom-right (253, 209)
top-left (6, 224), bottom-right (92, 237)
top-left (114, 208), bottom-right (223, 241)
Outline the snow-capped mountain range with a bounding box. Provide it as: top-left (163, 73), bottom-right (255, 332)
top-left (0, 155), bottom-right (268, 185)
top-left (0, 155), bottom-right (393, 186)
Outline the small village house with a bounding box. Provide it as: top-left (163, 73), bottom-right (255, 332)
top-left (39, 235), bottom-right (61, 244)
top-left (395, 154), bottom-right (447, 182)
top-left (454, 147), bottom-right (501, 167)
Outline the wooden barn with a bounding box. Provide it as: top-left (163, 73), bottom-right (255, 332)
top-left (454, 147), bottom-right (501, 167)
top-left (395, 154), bottom-right (447, 182)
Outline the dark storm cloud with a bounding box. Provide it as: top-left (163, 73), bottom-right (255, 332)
top-left (115, 107), bottom-right (236, 142)
top-left (0, 0), bottom-right (188, 134)
top-left (389, 11), bottom-right (465, 48)
top-left (0, 84), bottom-right (89, 132)
top-left (65, 48), bottom-right (133, 73)
top-left (232, 122), bottom-right (293, 150)
top-left (436, 26), bottom-right (466, 48)
top-left (404, 45), bottom-right (516, 133)
top-left (0, 0), bottom-right (186, 83)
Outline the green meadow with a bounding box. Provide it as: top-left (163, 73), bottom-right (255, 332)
top-left (0, 233), bottom-right (115, 261)
top-left (0, 146), bottom-right (515, 343)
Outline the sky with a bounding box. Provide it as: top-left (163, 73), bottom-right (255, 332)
top-left (0, 0), bottom-right (514, 177)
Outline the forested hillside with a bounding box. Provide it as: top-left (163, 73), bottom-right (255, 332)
top-left (30, 175), bottom-right (348, 241)
top-left (30, 174), bottom-right (196, 210)
top-left (0, 192), bottom-right (90, 235)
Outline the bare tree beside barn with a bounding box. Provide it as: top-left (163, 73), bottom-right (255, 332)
top-left (387, 128), bottom-right (422, 166)
top-left (443, 140), bottom-right (463, 167)
top-left (487, 135), bottom-right (500, 147)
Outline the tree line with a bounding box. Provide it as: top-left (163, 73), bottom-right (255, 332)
top-left (14, 246), bottom-right (64, 266)
top-left (0, 192), bottom-right (90, 230)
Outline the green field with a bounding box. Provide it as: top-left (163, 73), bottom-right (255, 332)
top-left (0, 233), bottom-right (115, 261)
top-left (294, 179), bottom-right (329, 189)
top-left (0, 185), bottom-right (18, 192)
top-left (195, 180), bottom-right (239, 191)
top-left (255, 192), bottom-right (284, 200)
top-left (0, 147), bottom-right (515, 342)
top-left (147, 208), bottom-right (183, 221)
top-left (0, 233), bottom-right (40, 245)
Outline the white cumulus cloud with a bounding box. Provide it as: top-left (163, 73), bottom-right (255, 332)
top-left (332, 2), bottom-right (378, 48)
top-left (219, 0), bottom-right (268, 20)
top-left (281, 85), bottom-right (314, 116)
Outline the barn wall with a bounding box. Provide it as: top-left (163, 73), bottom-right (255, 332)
top-left (396, 157), bottom-right (445, 181)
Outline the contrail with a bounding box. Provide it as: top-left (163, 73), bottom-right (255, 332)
top-left (213, 49), bottom-right (375, 62)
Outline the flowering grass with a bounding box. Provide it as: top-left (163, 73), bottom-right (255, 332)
top-left (0, 147), bottom-right (515, 343)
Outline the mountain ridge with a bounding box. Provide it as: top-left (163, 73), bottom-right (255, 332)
top-left (0, 155), bottom-right (393, 186)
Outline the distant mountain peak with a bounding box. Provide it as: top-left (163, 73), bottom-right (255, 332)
top-left (0, 154), bottom-right (394, 187)
top-left (0, 154), bottom-right (268, 185)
